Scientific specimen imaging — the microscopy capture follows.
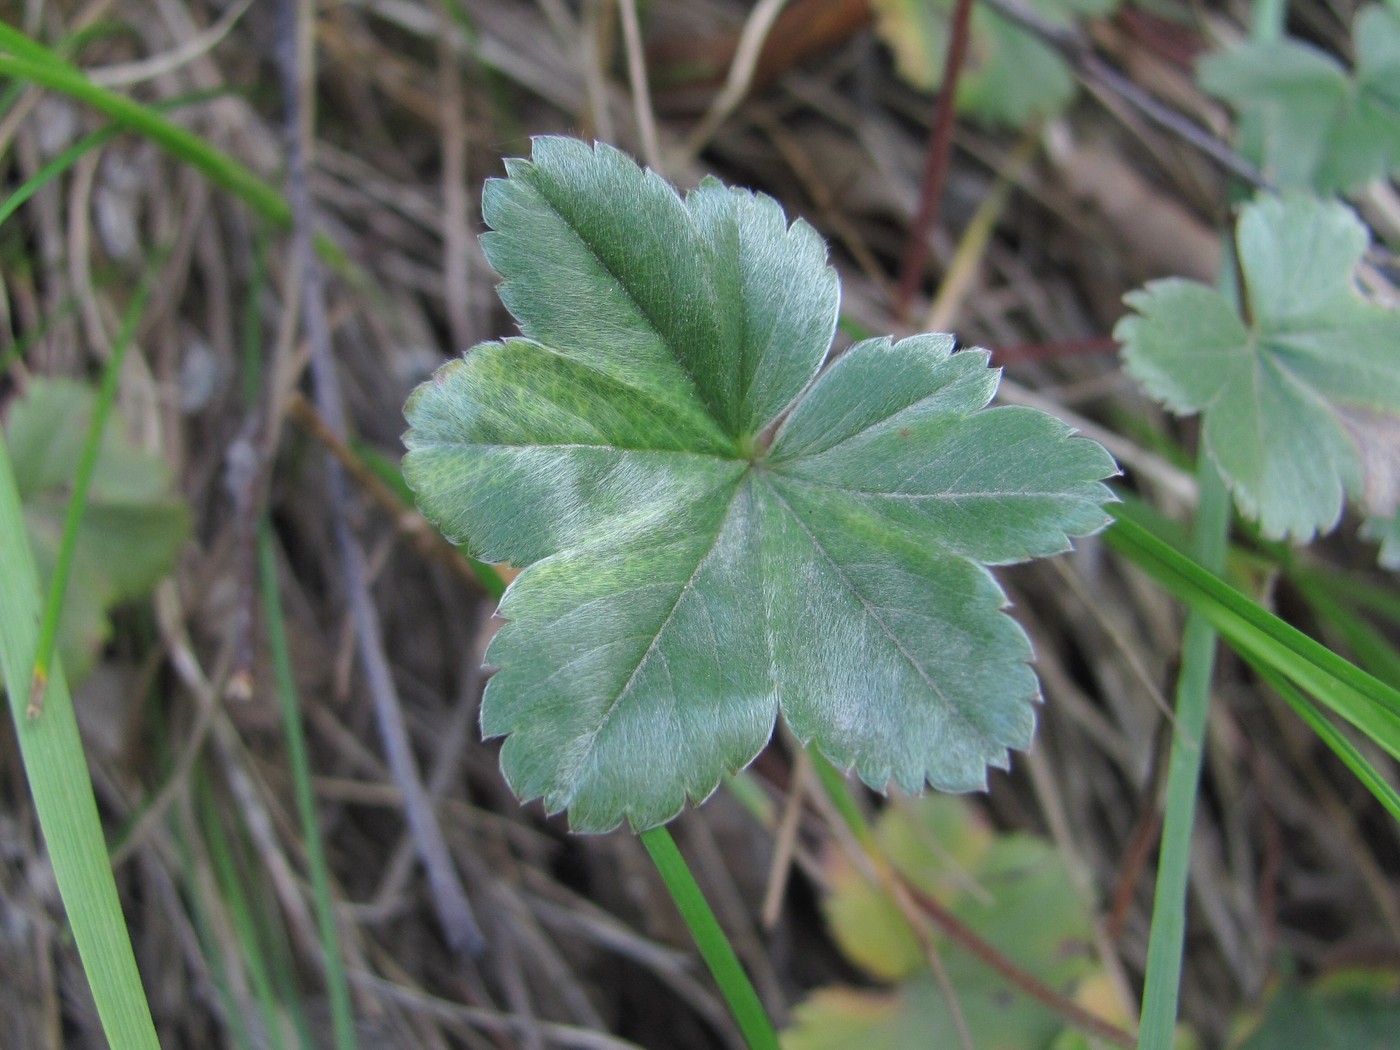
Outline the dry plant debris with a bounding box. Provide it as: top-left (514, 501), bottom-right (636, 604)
top-left (1, 0), bottom-right (1398, 1047)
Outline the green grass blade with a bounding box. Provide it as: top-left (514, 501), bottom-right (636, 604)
top-left (0, 46), bottom-right (288, 224)
top-left (1253, 662), bottom-right (1400, 824)
top-left (1327, 575), bottom-right (1400, 628)
top-left (258, 521), bottom-right (358, 1050)
top-left (639, 826), bottom-right (778, 1050)
top-left (0, 123), bottom-right (121, 227)
top-left (1224, 620), bottom-right (1400, 760)
top-left (200, 782), bottom-right (291, 1050)
top-left (1291, 573), bottom-right (1400, 689)
top-left (0, 433), bottom-right (160, 1048)
top-left (1104, 509), bottom-right (1400, 754)
top-left (1137, 457), bottom-right (1229, 1050)
top-left (28, 264), bottom-right (157, 715)
top-left (0, 91), bottom-right (225, 230)
top-left (0, 25), bottom-right (348, 271)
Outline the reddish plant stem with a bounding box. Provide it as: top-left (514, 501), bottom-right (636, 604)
top-left (900, 876), bottom-right (1137, 1047)
top-left (1106, 805), bottom-right (1162, 942)
top-left (893, 0), bottom-right (977, 321)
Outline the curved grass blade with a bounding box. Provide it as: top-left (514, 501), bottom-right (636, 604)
top-left (0, 432), bottom-right (159, 1048)
top-left (1137, 457), bottom-right (1228, 1050)
top-left (1253, 660), bottom-right (1400, 824)
top-left (0, 24), bottom-right (348, 270)
top-left (1104, 508), bottom-right (1400, 757)
top-left (0, 90), bottom-right (228, 229)
top-left (0, 41), bottom-right (286, 223)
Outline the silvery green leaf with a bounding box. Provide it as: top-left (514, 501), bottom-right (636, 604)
top-left (405, 138), bottom-right (1117, 832)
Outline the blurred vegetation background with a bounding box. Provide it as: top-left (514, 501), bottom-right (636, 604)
top-left (2, 0), bottom-right (1399, 1046)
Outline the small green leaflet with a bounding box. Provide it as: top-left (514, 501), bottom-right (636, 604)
top-left (1116, 194), bottom-right (1400, 549)
top-left (6, 378), bottom-right (189, 685)
top-left (1198, 0), bottom-right (1400, 193)
top-left (872, 0), bottom-right (1119, 128)
top-left (1234, 967), bottom-right (1400, 1050)
top-left (404, 138), bottom-right (1117, 833)
top-left (783, 795), bottom-right (1103, 1049)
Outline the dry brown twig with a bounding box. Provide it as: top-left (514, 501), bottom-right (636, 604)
top-left (276, 0), bottom-right (483, 955)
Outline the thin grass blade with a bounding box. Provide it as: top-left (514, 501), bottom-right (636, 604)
top-left (1253, 662), bottom-right (1400, 824)
top-left (1137, 457), bottom-right (1229, 1050)
top-left (258, 522), bottom-right (358, 1049)
top-left (1104, 508), bottom-right (1400, 750)
top-left (0, 433), bottom-right (160, 1048)
top-left (28, 263), bottom-right (157, 716)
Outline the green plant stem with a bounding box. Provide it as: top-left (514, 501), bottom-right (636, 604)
top-left (639, 825), bottom-right (778, 1050)
top-left (0, 434), bottom-right (159, 1048)
top-left (0, 91), bottom-right (222, 230)
top-left (808, 749), bottom-right (875, 848)
top-left (1249, 0), bottom-right (1286, 42)
top-left (1137, 454), bottom-right (1229, 1049)
top-left (28, 265), bottom-right (156, 716)
top-left (259, 522), bottom-right (358, 1050)
top-left (1290, 574), bottom-right (1400, 690)
top-left (0, 123), bottom-right (120, 228)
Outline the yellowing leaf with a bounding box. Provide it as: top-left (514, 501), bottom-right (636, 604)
top-left (872, 0), bottom-right (1117, 127)
top-left (788, 795), bottom-right (1101, 1049)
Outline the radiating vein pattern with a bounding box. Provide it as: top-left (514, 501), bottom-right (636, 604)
top-left (1117, 194), bottom-right (1400, 542)
top-left (404, 138), bottom-right (1118, 831)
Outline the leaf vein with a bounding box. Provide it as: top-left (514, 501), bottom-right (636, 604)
top-left (761, 477), bottom-right (956, 711)
top-left (563, 477), bottom-right (746, 789)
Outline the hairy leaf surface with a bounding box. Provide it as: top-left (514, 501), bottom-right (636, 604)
top-left (405, 138), bottom-right (1117, 832)
top-left (1117, 194), bottom-right (1400, 547)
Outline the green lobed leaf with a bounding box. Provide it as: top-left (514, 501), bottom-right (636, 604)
top-left (5, 378), bottom-right (189, 685)
top-left (1198, 0), bottom-right (1400, 193)
top-left (1361, 514), bottom-right (1400, 569)
top-left (1231, 968), bottom-right (1400, 1049)
top-left (1116, 193), bottom-right (1400, 545)
top-left (784, 795), bottom-right (1102, 1049)
top-left (404, 138), bottom-right (1118, 832)
top-left (871, 0), bottom-right (1118, 129)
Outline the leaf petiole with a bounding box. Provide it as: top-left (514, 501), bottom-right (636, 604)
top-left (640, 825), bottom-right (778, 1050)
